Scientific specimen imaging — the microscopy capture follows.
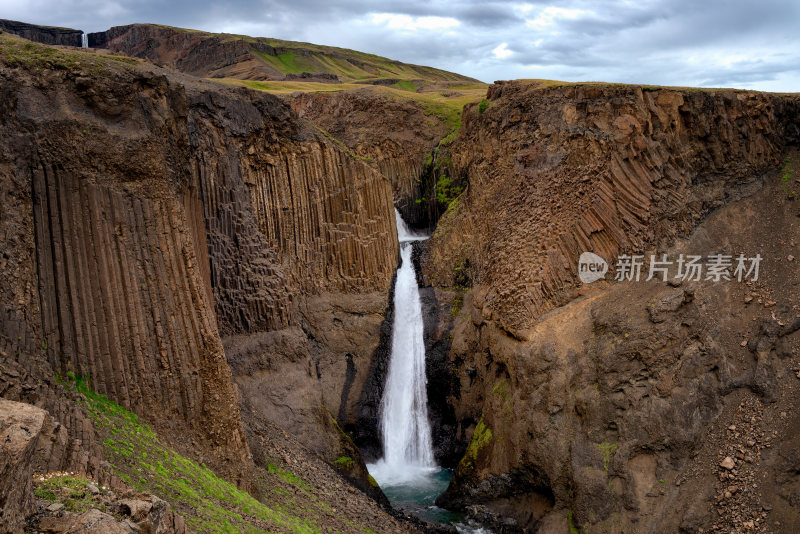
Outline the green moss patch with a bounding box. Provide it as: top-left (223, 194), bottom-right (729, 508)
top-left (456, 416), bottom-right (493, 477)
top-left (333, 456), bottom-right (355, 471)
top-left (596, 442), bottom-right (618, 473)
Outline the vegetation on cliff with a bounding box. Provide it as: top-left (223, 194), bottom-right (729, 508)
top-left (58, 374), bottom-right (375, 534)
top-left (455, 416), bottom-right (492, 478)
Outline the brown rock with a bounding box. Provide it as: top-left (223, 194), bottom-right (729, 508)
top-left (0, 399), bottom-right (49, 534)
top-left (118, 498), bottom-right (152, 522)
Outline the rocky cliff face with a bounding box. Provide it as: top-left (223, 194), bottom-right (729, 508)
top-left (424, 81), bottom-right (800, 532)
top-left (183, 71), bottom-right (399, 490)
top-left (426, 81), bottom-right (799, 338)
top-left (0, 20), bottom-right (82, 47)
top-left (0, 34), bottom-right (401, 528)
top-left (88, 24), bottom-right (283, 80)
top-left (0, 40), bottom-right (250, 482)
top-left (289, 90), bottom-right (451, 228)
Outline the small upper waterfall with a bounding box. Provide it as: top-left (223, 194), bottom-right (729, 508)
top-left (369, 209), bottom-right (435, 483)
top-left (394, 208), bottom-right (426, 242)
top-left (81, 33), bottom-right (88, 48)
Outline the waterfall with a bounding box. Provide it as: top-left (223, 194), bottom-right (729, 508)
top-left (395, 208), bottom-right (426, 242)
top-left (369, 209), bottom-right (435, 484)
top-left (81, 33), bottom-right (88, 48)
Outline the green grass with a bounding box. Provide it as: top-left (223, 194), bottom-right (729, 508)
top-left (567, 510), bottom-right (580, 534)
top-left (267, 462), bottom-right (312, 491)
top-left (391, 80), bottom-right (417, 92)
top-left (450, 294), bottom-right (463, 317)
top-left (59, 374), bottom-right (323, 534)
top-left (253, 48), bottom-right (317, 74)
top-left (0, 33), bottom-right (137, 74)
top-left (435, 173), bottom-right (463, 208)
top-left (33, 474), bottom-right (102, 514)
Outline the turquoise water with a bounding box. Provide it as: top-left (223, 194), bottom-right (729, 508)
top-left (369, 465), bottom-right (491, 533)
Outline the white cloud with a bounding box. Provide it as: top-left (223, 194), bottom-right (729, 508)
top-left (525, 6), bottom-right (592, 32)
top-left (369, 13), bottom-right (460, 32)
top-left (492, 42), bottom-right (513, 59)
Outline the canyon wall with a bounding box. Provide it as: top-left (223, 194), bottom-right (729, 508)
top-left (0, 35), bottom-right (399, 505)
top-left (0, 47), bottom-right (250, 482)
top-left (424, 81), bottom-right (800, 532)
top-left (186, 79), bottom-right (399, 493)
top-left (426, 82), bottom-right (799, 338)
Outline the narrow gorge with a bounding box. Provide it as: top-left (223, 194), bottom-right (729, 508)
top-left (1, 18), bottom-right (800, 534)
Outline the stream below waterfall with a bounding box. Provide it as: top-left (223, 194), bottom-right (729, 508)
top-left (366, 210), bottom-right (491, 534)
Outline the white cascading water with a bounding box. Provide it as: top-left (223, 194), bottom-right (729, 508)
top-left (81, 33), bottom-right (88, 48)
top-left (368, 210), bottom-right (491, 534)
top-left (368, 209), bottom-right (435, 484)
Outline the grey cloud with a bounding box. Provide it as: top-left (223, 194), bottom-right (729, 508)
top-left (2, 0), bottom-right (798, 90)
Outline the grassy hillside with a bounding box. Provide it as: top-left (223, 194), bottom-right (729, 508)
top-left (95, 23), bottom-right (477, 84)
top-left (247, 35), bottom-right (473, 83)
top-left (226, 78), bottom-right (486, 132)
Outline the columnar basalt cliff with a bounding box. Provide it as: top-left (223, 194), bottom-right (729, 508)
top-left (423, 81), bottom-right (800, 532)
top-left (0, 51), bottom-right (250, 482)
top-left (289, 90), bottom-right (452, 227)
top-left (0, 19), bottom-right (83, 47)
top-left (426, 81), bottom-right (799, 337)
top-left (182, 77), bottom-right (399, 488)
top-left (0, 35), bottom-right (406, 532)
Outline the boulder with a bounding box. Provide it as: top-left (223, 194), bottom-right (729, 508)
top-left (0, 399), bottom-right (49, 534)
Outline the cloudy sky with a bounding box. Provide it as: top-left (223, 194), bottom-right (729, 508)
top-left (2, 0), bottom-right (799, 91)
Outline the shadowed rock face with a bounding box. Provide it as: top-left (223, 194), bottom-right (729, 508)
top-left (424, 81), bottom-right (800, 532)
top-left (0, 20), bottom-right (82, 47)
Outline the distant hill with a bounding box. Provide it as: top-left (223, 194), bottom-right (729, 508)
top-left (87, 23), bottom-right (477, 84)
